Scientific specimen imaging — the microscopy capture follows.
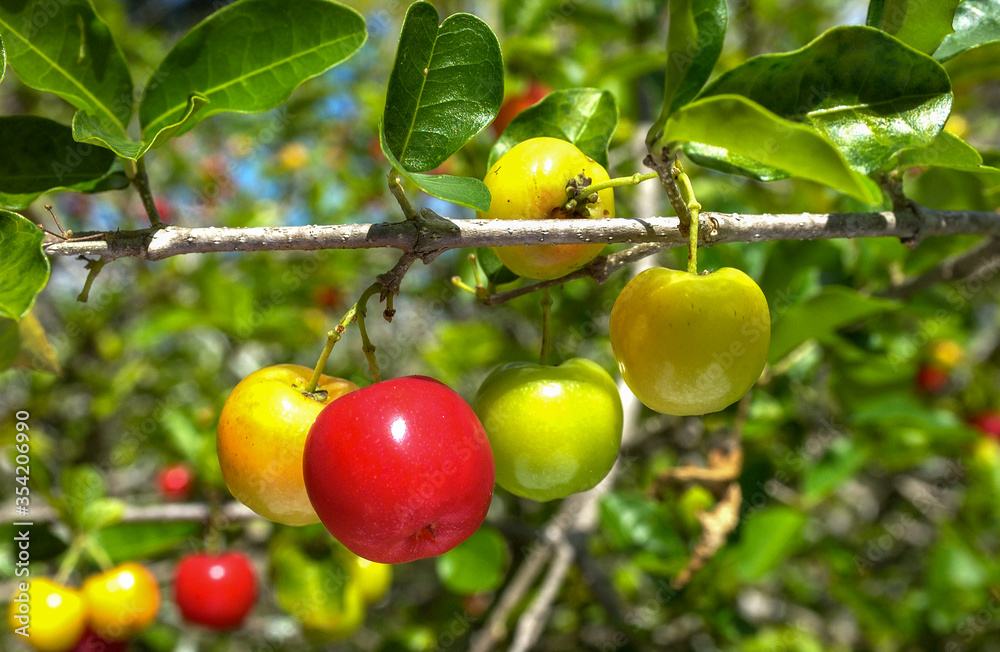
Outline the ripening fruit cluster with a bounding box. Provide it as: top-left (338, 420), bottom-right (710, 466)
top-left (212, 137), bottom-right (773, 598)
top-left (8, 564), bottom-right (158, 652)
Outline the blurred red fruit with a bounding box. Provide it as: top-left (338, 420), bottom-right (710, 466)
top-left (157, 463), bottom-right (194, 501)
top-left (916, 365), bottom-right (948, 394)
top-left (970, 410), bottom-right (1000, 441)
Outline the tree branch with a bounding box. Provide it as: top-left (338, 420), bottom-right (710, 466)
top-left (39, 208), bottom-right (1000, 261)
top-left (883, 235), bottom-right (1000, 299)
top-left (0, 500), bottom-right (258, 524)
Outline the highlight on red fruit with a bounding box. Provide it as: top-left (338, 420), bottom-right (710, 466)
top-left (157, 463), bottom-right (194, 501)
top-left (173, 552), bottom-right (258, 630)
top-left (303, 376), bottom-right (495, 564)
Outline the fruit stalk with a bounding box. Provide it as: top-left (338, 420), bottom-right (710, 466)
top-left (305, 282), bottom-right (383, 393)
top-left (568, 171), bottom-right (658, 204)
top-left (676, 166), bottom-right (702, 274)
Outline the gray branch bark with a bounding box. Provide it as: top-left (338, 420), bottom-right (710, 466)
top-left (42, 208), bottom-right (1000, 261)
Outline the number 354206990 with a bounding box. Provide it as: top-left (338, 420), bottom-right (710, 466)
top-left (15, 411), bottom-right (30, 504)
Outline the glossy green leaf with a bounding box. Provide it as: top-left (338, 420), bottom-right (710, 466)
top-left (697, 26), bottom-right (953, 174)
top-left (94, 522), bottom-right (202, 563)
top-left (488, 88), bottom-right (618, 170)
top-left (436, 526), bottom-right (509, 595)
top-left (945, 40), bottom-right (1000, 88)
top-left (733, 507), bottom-right (807, 581)
top-left (476, 247), bottom-right (519, 285)
top-left (886, 130), bottom-right (1000, 175)
top-left (655, 95), bottom-right (882, 204)
top-left (0, 210), bottom-right (50, 320)
top-left (378, 121), bottom-right (490, 212)
top-left (0, 116), bottom-right (124, 208)
top-left (648, 0), bottom-right (727, 145)
top-left (383, 1), bottom-right (503, 172)
top-left (769, 286), bottom-right (898, 364)
top-left (139, 0), bottom-right (366, 144)
top-left (866, 0), bottom-right (960, 54)
top-left (683, 142), bottom-right (790, 182)
top-left (72, 110), bottom-right (147, 161)
top-left (0, 34), bottom-right (5, 83)
top-left (0, 0), bottom-right (133, 137)
top-left (934, 0), bottom-right (1000, 61)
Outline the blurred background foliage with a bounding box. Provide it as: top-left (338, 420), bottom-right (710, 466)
top-left (2, 0), bottom-right (1000, 650)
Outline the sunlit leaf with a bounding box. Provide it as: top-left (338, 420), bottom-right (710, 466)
top-left (0, 0), bottom-right (133, 137)
top-left (697, 26), bottom-right (953, 174)
top-left (648, 0), bottom-right (727, 144)
top-left (382, 1), bottom-right (503, 172)
top-left (934, 0), bottom-right (1000, 61)
top-left (0, 210), bottom-right (50, 319)
top-left (867, 0), bottom-right (960, 53)
top-left (139, 0), bottom-right (366, 145)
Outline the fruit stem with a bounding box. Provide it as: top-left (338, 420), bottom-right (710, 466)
top-left (675, 166), bottom-right (702, 274)
top-left (55, 537), bottom-right (87, 584)
top-left (355, 285), bottom-right (383, 383)
top-left (540, 287), bottom-right (553, 365)
top-left (571, 171), bottom-right (658, 201)
top-left (84, 537), bottom-right (114, 572)
top-left (305, 281), bottom-right (382, 393)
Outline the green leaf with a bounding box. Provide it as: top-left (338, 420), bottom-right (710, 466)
top-left (867, 0), bottom-right (961, 54)
top-left (72, 111), bottom-right (147, 161)
top-left (647, 0), bottom-right (727, 145)
top-left (0, 210), bottom-right (50, 320)
top-left (0, 0), bottom-right (133, 138)
top-left (769, 286), bottom-right (898, 364)
top-left (79, 498), bottom-right (125, 532)
top-left (934, 0), bottom-right (1000, 61)
top-left (60, 464), bottom-right (107, 523)
top-left (945, 40), bottom-right (1000, 88)
top-left (488, 88), bottom-right (618, 170)
top-left (436, 526), bottom-right (509, 595)
top-left (94, 522), bottom-right (202, 563)
top-left (654, 95), bottom-right (882, 204)
top-left (139, 0), bottom-right (366, 144)
top-left (10, 312), bottom-right (61, 374)
top-left (1, 33), bottom-right (5, 83)
top-left (732, 507), bottom-right (807, 581)
top-left (886, 130), bottom-right (1000, 174)
top-left (599, 491), bottom-right (687, 558)
top-left (0, 116), bottom-right (124, 208)
top-left (271, 534), bottom-right (360, 630)
top-left (801, 438), bottom-right (868, 502)
top-left (378, 121), bottom-right (490, 212)
top-left (476, 247), bottom-right (519, 285)
top-left (382, 1), bottom-right (503, 172)
top-left (697, 26), bottom-right (953, 174)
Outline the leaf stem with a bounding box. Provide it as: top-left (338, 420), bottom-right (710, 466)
top-left (540, 287), bottom-right (553, 366)
top-left (76, 256), bottom-right (107, 302)
top-left (83, 537), bottom-right (114, 572)
top-left (131, 158), bottom-right (163, 228)
top-left (305, 282), bottom-right (383, 393)
top-left (389, 174), bottom-right (418, 220)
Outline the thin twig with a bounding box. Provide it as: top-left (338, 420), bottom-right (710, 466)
top-left (883, 235), bottom-right (1000, 299)
top-left (38, 208), bottom-right (1000, 261)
